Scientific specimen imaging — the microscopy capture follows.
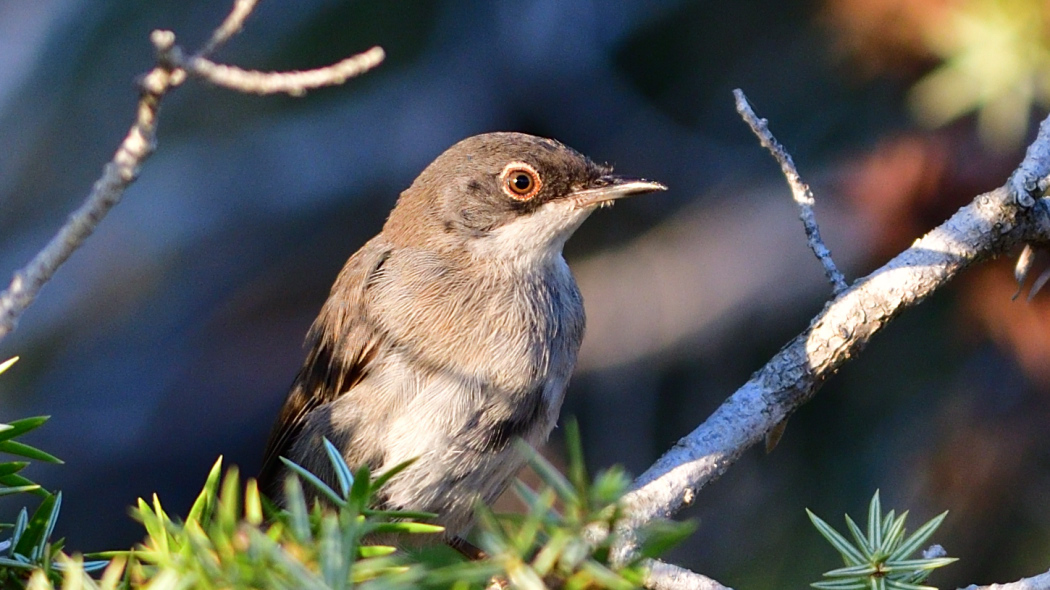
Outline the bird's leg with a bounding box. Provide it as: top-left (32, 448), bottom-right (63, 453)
top-left (449, 535), bottom-right (512, 589)
top-left (448, 536), bottom-right (488, 560)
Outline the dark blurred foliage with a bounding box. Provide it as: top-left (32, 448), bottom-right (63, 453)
top-left (0, 1), bottom-right (1048, 588)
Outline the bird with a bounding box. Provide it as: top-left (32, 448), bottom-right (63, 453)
top-left (259, 131), bottom-right (665, 542)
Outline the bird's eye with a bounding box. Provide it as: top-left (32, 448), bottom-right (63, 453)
top-left (500, 162), bottom-right (542, 200)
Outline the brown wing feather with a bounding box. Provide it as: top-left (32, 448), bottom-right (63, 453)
top-left (258, 239), bottom-right (391, 497)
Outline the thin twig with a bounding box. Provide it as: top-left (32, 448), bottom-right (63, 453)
top-left (0, 30), bottom-right (183, 342)
top-left (183, 46), bottom-right (386, 96)
top-left (612, 107), bottom-right (1050, 572)
top-left (196, 0), bottom-right (259, 58)
top-left (0, 0), bottom-right (384, 344)
top-left (733, 89), bottom-right (848, 295)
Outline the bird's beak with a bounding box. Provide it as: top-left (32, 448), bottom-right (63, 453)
top-left (569, 176), bottom-right (667, 209)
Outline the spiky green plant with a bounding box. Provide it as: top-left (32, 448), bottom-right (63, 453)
top-left (476, 420), bottom-right (696, 590)
top-left (107, 444), bottom-right (487, 589)
top-left (807, 490), bottom-right (957, 590)
top-left (0, 358), bottom-right (109, 589)
top-left (0, 373), bottom-right (693, 590)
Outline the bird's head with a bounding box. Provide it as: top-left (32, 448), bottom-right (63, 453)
top-left (384, 132), bottom-right (665, 265)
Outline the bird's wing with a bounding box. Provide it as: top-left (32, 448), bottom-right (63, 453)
top-left (258, 239), bottom-right (392, 493)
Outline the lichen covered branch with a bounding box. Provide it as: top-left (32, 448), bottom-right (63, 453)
top-left (620, 106), bottom-right (1050, 577)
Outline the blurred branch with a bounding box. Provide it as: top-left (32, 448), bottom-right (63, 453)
top-left (617, 103), bottom-right (1050, 582)
top-left (960, 569), bottom-right (1050, 590)
top-left (645, 560), bottom-right (732, 590)
top-left (0, 0), bottom-right (383, 345)
top-left (733, 89), bottom-right (847, 294)
top-left (196, 0), bottom-right (258, 58)
top-left (179, 47), bottom-right (385, 97)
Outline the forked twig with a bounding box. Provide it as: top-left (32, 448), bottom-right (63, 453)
top-left (0, 2), bottom-right (384, 343)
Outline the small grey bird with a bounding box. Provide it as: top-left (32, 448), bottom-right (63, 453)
top-left (259, 132), bottom-right (664, 539)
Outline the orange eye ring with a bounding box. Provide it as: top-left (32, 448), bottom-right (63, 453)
top-left (500, 162), bottom-right (542, 201)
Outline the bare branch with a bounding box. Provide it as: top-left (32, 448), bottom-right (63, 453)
top-left (0, 2), bottom-right (384, 344)
top-left (611, 106), bottom-right (1050, 571)
top-left (182, 46), bottom-right (386, 96)
top-left (0, 30), bottom-right (183, 341)
top-left (733, 89), bottom-right (848, 295)
top-left (960, 569), bottom-right (1050, 590)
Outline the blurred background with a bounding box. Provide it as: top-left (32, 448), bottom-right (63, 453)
top-left (1, 0), bottom-right (1049, 587)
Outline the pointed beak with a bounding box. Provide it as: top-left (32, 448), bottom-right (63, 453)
top-left (569, 176), bottom-right (667, 209)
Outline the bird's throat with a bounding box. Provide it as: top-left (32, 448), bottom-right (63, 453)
top-left (467, 199), bottom-right (593, 267)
